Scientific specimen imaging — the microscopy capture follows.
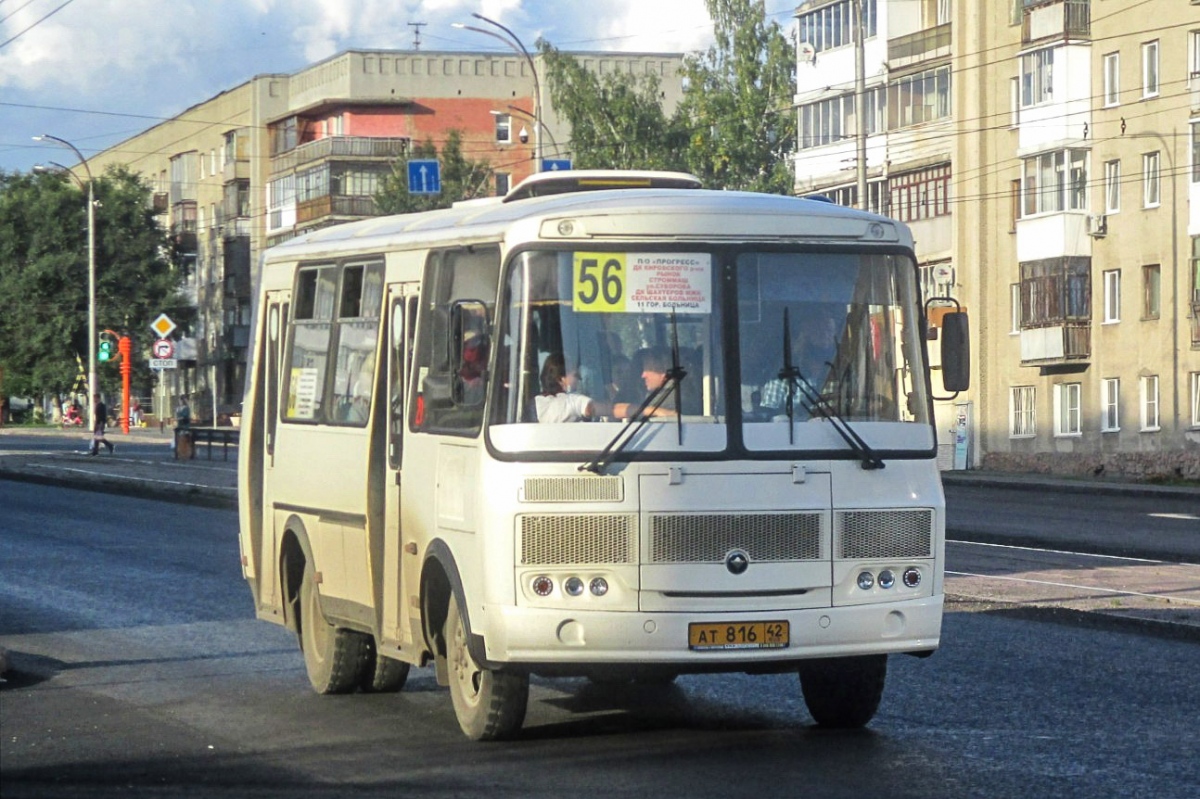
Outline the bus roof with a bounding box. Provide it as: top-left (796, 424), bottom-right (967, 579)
top-left (265, 184), bottom-right (912, 263)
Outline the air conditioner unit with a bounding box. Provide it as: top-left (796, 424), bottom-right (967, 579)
top-left (1088, 214), bottom-right (1107, 237)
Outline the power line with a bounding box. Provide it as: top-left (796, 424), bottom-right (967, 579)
top-left (0, 0), bottom-right (76, 50)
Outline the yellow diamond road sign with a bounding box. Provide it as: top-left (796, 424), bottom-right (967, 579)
top-left (150, 313), bottom-right (176, 338)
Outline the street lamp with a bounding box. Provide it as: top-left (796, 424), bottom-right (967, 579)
top-left (33, 134), bottom-right (97, 429)
top-left (453, 14), bottom-right (543, 172)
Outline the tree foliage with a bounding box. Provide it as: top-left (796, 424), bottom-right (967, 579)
top-left (539, 0), bottom-right (795, 193)
top-left (0, 166), bottom-right (182, 401)
top-left (374, 130), bottom-right (494, 214)
top-left (678, 0), bottom-right (796, 193)
top-left (538, 41), bottom-right (689, 172)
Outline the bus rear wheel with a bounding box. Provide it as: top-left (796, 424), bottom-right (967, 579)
top-left (360, 637), bottom-right (410, 693)
top-left (299, 561), bottom-right (368, 694)
top-left (798, 655), bottom-right (887, 728)
top-left (444, 593), bottom-right (528, 741)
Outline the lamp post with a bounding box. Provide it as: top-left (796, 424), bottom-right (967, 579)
top-left (32, 135), bottom-right (97, 429)
top-left (492, 105), bottom-right (560, 157)
top-left (454, 14), bottom-right (542, 172)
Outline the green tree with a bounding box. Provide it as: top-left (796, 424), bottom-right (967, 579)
top-left (538, 42), bottom-right (689, 171)
top-left (0, 166), bottom-right (183, 403)
top-left (678, 0), bottom-right (796, 193)
top-left (375, 130), bottom-right (494, 214)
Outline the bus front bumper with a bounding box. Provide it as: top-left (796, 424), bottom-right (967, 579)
top-left (480, 594), bottom-right (943, 669)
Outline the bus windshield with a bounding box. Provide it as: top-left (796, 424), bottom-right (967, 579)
top-left (488, 247), bottom-right (929, 457)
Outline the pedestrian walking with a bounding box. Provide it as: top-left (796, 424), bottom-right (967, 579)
top-left (175, 397), bottom-right (192, 428)
top-left (89, 393), bottom-right (114, 456)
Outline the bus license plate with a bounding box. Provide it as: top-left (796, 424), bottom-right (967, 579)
top-left (688, 621), bottom-right (789, 651)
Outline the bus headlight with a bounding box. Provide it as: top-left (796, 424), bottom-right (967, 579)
top-left (564, 577), bottom-right (585, 597)
top-left (878, 570), bottom-right (896, 589)
top-left (531, 575), bottom-right (554, 597)
top-left (903, 567), bottom-right (922, 588)
top-left (857, 571), bottom-right (875, 590)
top-left (589, 577), bottom-right (609, 596)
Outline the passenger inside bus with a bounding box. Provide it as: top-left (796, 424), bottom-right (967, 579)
top-left (534, 352), bottom-right (597, 422)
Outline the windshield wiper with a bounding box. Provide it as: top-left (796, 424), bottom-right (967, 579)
top-left (777, 309), bottom-right (884, 470)
top-left (580, 313), bottom-right (687, 474)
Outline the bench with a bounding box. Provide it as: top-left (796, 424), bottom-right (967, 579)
top-left (175, 426), bottom-right (239, 461)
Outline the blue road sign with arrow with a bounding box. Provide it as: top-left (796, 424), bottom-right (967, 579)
top-left (542, 159), bottom-right (572, 172)
top-left (407, 159), bottom-right (442, 195)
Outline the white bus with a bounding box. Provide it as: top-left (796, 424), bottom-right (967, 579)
top-left (237, 171), bottom-right (970, 740)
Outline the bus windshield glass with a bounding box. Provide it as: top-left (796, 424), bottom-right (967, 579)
top-left (489, 247), bottom-right (929, 457)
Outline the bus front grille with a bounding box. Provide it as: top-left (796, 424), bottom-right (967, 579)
top-left (519, 514), bottom-right (637, 565)
top-left (835, 509), bottom-right (933, 559)
top-left (521, 476), bottom-right (623, 503)
top-left (649, 513), bottom-right (824, 563)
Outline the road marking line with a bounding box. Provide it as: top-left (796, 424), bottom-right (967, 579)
top-left (1149, 513), bottom-right (1199, 521)
top-left (946, 570), bottom-right (1200, 607)
top-left (948, 538), bottom-right (1168, 564)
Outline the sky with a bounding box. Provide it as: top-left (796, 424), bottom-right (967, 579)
top-left (0, 0), bottom-right (744, 174)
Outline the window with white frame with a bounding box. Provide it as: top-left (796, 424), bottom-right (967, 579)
top-left (1143, 152), bottom-right (1160, 207)
top-left (1105, 160), bottom-right (1121, 213)
top-left (799, 88), bottom-right (885, 150)
top-left (1139, 375), bottom-right (1160, 431)
top-left (1101, 378), bottom-right (1120, 432)
top-left (1141, 40), bottom-right (1159, 98)
top-left (797, 0), bottom-right (878, 55)
top-left (1191, 31), bottom-right (1200, 83)
top-left (1011, 283), bottom-right (1022, 334)
top-left (888, 65), bottom-right (951, 129)
top-left (1103, 269), bottom-right (1121, 323)
top-left (1191, 372), bottom-right (1200, 427)
top-left (494, 113), bottom-right (512, 143)
top-left (1022, 149), bottom-right (1087, 216)
top-left (1010, 386), bottom-right (1036, 437)
top-left (1192, 121), bottom-right (1199, 184)
top-left (1054, 382), bottom-right (1081, 436)
top-left (1020, 47), bottom-right (1054, 108)
top-left (1103, 52), bottom-right (1120, 106)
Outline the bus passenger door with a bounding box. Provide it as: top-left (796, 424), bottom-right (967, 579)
top-left (381, 284), bottom-right (420, 650)
top-left (259, 292), bottom-right (288, 611)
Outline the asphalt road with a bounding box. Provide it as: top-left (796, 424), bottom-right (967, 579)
top-left (2, 481), bottom-right (1199, 798)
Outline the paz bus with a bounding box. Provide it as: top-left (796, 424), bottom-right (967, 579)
top-left (237, 170), bottom-right (970, 740)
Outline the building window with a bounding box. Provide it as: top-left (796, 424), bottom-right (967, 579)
top-left (1143, 152), bottom-right (1160, 207)
top-left (1192, 120), bottom-right (1200, 184)
top-left (1054, 382), bottom-right (1081, 436)
top-left (1103, 269), bottom-right (1121, 323)
top-left (1010, 386), bottom-right (1036, 438)
top-left (824, 180), bottom-right (886, 214)
top-left (1021, 149), bottom-right (1087, 216)
top-left (1139, 375), bottom-right (1160, 431)
top-left (797, 0), bottom-right (877, 55)
top-left (1104, 160), bottom-right (1121, 213)
top-left (1020, 257), bottom-right (1091, 327)
top-left (888, 165), bottom-right (951, 222)
top-left (1141, 40), bottom-right (1159, 98)
top-left (495, 172), bottom-right (510, 196)
top-left (1011, 283), bottom-right (1022, 334)
top-left (1191, 372), bottom-right (1200, 427)
top-left (1101, 378), bottom-right (1120, 432)
top-left (1103, 52), bottom-right (1120, 106)
top-left (888, 65), bottom-right (951, 129)
top-left (799, 88), bottom-right (885, 150)
top-left (1020, 47), bottom-right (1053, 108)
top-left (1143, 264), bottom-right (1161, 319)
top-left (494, 113), bottom-right (512, 144)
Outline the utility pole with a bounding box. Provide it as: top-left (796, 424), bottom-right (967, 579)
top-left (852, 0), bottom-right (868, 211)
top-left (409, 22), bottom-right (426, 51)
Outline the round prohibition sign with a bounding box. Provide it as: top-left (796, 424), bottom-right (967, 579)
top-left (152, 338), bottom-right (175, 359)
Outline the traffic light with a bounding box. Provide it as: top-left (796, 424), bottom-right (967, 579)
top-left (98, 337), bottom-right (114, 362)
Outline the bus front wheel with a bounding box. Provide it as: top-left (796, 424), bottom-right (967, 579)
top-left (444, 593), bottom-right (528, 740)
top-left (299, 561), bottom-right (368, 694)
top-left (798, 655), bottom-right (887, 728)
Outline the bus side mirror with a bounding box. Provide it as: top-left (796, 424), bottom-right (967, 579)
top-left (940, 311), bottom-right (970, 393)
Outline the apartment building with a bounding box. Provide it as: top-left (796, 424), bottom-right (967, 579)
top-left (85, 48), bottom-right (685, 421)
top-left (795, 0), bottom-right (1199, 478)
top-left (956, 0), bottom-right (1199, 479)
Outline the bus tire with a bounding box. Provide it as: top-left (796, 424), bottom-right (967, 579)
top-left (360, 638), bottom-right (410, 693)
top-left (299, 561), bottom-right (368, 694)
top-left (798, 655), bottom-right (887, 729)
top-left (445, 593), bottom-right (528, 741)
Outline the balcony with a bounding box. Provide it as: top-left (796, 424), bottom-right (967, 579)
top-left (1020, 322), bottom-right (1090, 365)
top-left (1023, 0), bottom-right (1090, 45)
top-left (888, 23), bottom-right (951, 71)
top-left (270, 136), bottom-right (410, 175)
top-left (296, 194), bottom-right (379, 225)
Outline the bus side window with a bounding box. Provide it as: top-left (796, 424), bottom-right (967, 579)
top-left (412, 246), bottom-right (500, 435)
